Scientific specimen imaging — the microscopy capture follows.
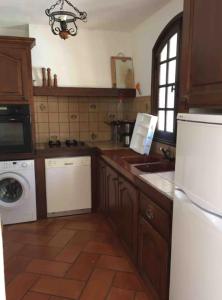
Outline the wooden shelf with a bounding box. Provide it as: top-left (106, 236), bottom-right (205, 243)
top-left (33, 86), bottom-right (136, 98)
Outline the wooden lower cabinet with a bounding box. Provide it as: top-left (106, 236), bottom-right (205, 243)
top-left (97, 159), bottom-right (172, 299)
top-left (118, 177), bottom-right (138, 260)
top-left (138, 216), bottom-right (170, 300)
top-left (106, 165), bottom-right (119, 228)
top-left (98, 158), bottom-right (107, 212)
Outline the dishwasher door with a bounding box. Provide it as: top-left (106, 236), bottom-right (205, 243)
top-left (45, 156), bottom-right (91, 217)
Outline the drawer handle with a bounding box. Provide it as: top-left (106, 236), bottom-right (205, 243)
top-left (145, 209), bottom-right (154, 220)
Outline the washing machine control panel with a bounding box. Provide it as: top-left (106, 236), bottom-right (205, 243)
top-left (0, 160), bottom-right (34, 171)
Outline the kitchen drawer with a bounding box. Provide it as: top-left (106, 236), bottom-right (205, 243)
top-left (140, 193), bottom-right (171, 241)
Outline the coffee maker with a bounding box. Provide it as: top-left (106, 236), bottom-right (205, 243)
top-left (110, 121), bottom-right (135, 147)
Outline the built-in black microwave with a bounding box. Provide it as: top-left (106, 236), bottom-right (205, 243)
top-left (0, 104), bottom-right (32, 153)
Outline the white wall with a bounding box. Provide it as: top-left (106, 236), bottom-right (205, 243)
top-left (132, 0), bottom-right (183, 96)
top-left (29, 25), bottom-right (133, 88)
top-left (0, 25), bottom-right (28, 37)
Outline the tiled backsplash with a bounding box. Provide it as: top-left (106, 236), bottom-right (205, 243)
top-left (34, 96), bottom-right (150, 144)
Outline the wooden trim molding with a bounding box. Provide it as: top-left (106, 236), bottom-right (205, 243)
top-left (0, 36), bottom-right (35, 48)
top-left (33, 86), bottom-right (136, 98)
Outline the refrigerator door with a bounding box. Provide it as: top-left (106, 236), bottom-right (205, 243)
top-left (170, 190), bottom-right (222, 300)
top-left (175, 114), bottom-right (222, 216)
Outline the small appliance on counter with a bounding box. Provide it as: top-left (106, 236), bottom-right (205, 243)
top-left (0, 104), bottom-right (32, 153)
top-left (109, 120), bottom-right (135, 147)
top-left (130, 113), bottom-right (158, 155)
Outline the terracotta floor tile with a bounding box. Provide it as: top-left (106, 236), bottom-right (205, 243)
top-left (39, 221), bottom-right (68, 236)
top-left (55, 244), bottom-right (83, 263)
top-left (65, 220), bottom-right (100, 231)
top-left (113, 272), bottom-right (144, 291)
top-left (32, 276), bottom-right (84, 299)
top-left (3, 215), bottom-right (150, 300)
top-left (5, 230), bottom-right (52, 246)
top-left (7, 222), bottom-right (47, 234)
top-left (107, 287), bottom-right (135, 300)
top-left (66, 252), bottom-right (99, 281)
top-left (6, 273), bottom-right (39, 300)
top-left (97, 255), bottom-right (133, 272)
top-left (26, 259), bottom-right (71, 277)
top-left (3, 241), bottom-right (24, 262)
top-left (68, 230), bottom-right (119, 248)
top-left (84, 241), bottom-right (123, 256)
top-left (5, 256), bottom-right (32, 284)
top-left (67, 213), bottom-right (105, 223)
top-left (50, 297), bottom-right (70, 300)
top-left (18, 245), bottom-right (62, 260)
top-left (80, 268), bottom-right (115, 300)
top-left (48, 229), bottom-right (76, 248)
top-left (22, 291), bottom-right (50, 300)
top-left (135, 292), bottom-right (150, 300)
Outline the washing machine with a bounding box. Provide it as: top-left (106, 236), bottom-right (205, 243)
top-left (0, 160), bottom-right (37, 225)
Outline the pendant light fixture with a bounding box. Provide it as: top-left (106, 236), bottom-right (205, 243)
top-left (45, 0), bottom-right (87, 40)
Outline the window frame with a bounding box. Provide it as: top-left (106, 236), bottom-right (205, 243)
top-left (151, 13), bottom-right (183, 146)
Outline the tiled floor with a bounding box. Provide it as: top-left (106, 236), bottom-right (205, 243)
top-left (2, 213), bottom-right (150, 300)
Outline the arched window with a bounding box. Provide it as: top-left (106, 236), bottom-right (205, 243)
top-left (151, 13), bottom-right (183, 145)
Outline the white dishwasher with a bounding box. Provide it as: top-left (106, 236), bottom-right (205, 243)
top-left (45, 157), bottom-right (91, 217)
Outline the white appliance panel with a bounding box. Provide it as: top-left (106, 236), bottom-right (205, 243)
top-left (45, 157), bottom-right (91, 216)
top-left (0, 221), bottom-right (6, 300)
top-left (0, 160), bottom-right (37, 225)
top-left (170, 190), bottom-right (222, 300)
top-left (176, 115), bottom-right (222, 215)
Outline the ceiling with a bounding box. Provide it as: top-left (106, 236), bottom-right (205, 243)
top-left (0, 0), bottom-right (170, 32)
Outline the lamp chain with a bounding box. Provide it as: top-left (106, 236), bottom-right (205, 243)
top-left (65, 0), bottom-right (82, 14)
top-left (47, 0), bottom-right (82, 14)
top-left (47, 0), bottom-right (62, 13)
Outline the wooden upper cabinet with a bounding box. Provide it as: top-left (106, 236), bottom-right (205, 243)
top-left (0, 36), bottom-right (35, 103)
top-left (180, 0), bottom-right (222, 109)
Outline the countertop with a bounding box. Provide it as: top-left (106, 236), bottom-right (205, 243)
top-left (139, 171), bottom-right (175, 200)
top-left (100, 149), bottom-right (175, 213)
top-left (0, 141), bottom-right (126, 161)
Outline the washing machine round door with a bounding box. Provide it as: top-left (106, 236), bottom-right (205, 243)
top-left (0, 173), bottom-right (30, 208)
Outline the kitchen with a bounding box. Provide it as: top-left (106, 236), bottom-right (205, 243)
top-left (0, 0), bottom-right (221, 299)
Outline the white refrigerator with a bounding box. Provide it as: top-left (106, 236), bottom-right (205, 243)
top-left (170, 113), bottom-right (222, 300)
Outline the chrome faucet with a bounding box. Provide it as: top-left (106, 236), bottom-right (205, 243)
top-left (160, 147), bottom-right (175, 161)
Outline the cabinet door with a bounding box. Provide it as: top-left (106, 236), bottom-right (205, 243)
top-left (0, 46), bottom-right (32, 102)
top-left (138, 217), bottom-right (170, 300)
top-left (106, 166), bottom-right (119, 227)
top-left (180, 0), bottom-right (222, 109)
top-left (98, 159), bottom-right (107, 212)
top-left (118, 177), bottom-right (138, 260)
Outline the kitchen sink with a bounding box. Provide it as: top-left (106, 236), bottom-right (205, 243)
top-left (134, 161), bottom-right (175, 173)
top-left (121, 155), bottom-right (161, 165)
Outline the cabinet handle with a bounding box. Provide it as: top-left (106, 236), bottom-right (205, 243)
top-left (145, 208), bottom-right (154, 221)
